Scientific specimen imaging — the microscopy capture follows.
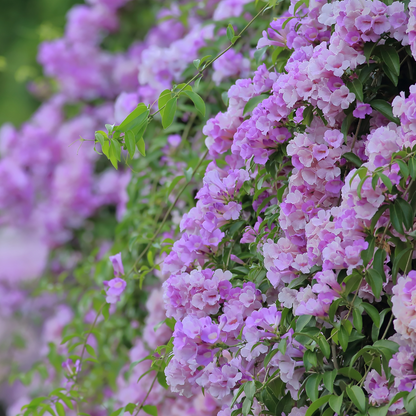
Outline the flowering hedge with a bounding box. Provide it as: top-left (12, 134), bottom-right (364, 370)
top-left (2, 0), bottom-right (416, 415)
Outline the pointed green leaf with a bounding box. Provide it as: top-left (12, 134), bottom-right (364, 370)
top-left (226, 24), bottom-right (235, 42)
top-left (125, 131), bottom-right (135, 159)
top-left (318, 336), bottom-right (331, 359)
top-left (162, 98), bottom-right (177, 129)
top-left (396, 198), bottom-right (413, 230)
top-left (305, 374), bottom-right (322, 402)
top-left (366, 268), bottom-right (383, 299)
top-left (361, 303), bottom-right (380, 328)
top-left (375, 45), bottom-right (400, 76)
top-left (55, 402), bottom-right (65, 416)
top-left (184, 91), bottom-right (205, 117)
top-left (323, 370), bottom-right (337, 394)
top-left (243, 94), bottom-right (269, 115)
top-left (329, 394), bottom-right (343, 415)
top-left (370, 99), bottom-right (400, 124)
top-left (158, 90), bottom-right (171, 117)
top-left (137, 137), bottom-right (146, 157)
top-left (117, 104), bottom-right (148, 133)
top-left (389, 203), bottom-right (405, 235)
top-left (346, 78), bottom-right (364, 102)
top-left (305, 395), bottom-right (331, 416)
top-left (142, 405), bottom-right (158, 416)
top-left (353, 307), bottom-right (363, 333)
top-left (343, 152), bottom-right (362, 167)
top-left (346, 385), bottom-right (367, 414)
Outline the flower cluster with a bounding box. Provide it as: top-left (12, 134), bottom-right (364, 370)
top-left (5, 0), bottom-right (416, 414)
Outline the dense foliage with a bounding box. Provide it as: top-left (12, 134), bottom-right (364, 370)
top-left (2, 0), bottom-right (416, 416)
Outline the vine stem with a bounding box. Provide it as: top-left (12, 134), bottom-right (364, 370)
top-left (127, 148), bottom-right (209, 277)
top-left (133, 374), bottom-right (158, 416)
top-left (350, 118), bottom-right (362, 151)
top-left (73, 302), bottom-right (105, 414)
top-left (148, 3), bottom-right (269, 121)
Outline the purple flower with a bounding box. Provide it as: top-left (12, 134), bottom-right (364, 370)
top-left (103, 277), bottom-right (126, 304)
top-left (109, 252), bottom-right (124, 277)
top-left (353, 102), bottom-right (372, 119)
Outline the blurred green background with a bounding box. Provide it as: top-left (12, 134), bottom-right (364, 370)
top-left (0, 0), bottom-right (80, 126)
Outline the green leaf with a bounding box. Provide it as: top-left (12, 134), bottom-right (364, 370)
top-left (375, 45), bottom-right (400, 76)
top-left (322, 409), bottom-right (335, 416)
top-left (254, 47), bottom-right (268, 64)
top-left (346, 385), bottom-right (367, 413)
top-left (95, 132), bottom-right (106, 147)
top-left (125, 131), bottom-right (136, 159)
top-left (329, 298), bottom-right (343, 322)
top-left (162, 98), bottom-right (177, 129)
top-left (341, 112), bottom-right (354, 141)
top-left (378, 173), bottom-right (393, 192)
top-left (392, 245), bottom-right (413, 282)
top-left (157, 371), bottom-right (168, 389)
top-left (278, 338), bottom-right (287, 355)
top-left (343, 152), bottom-right (362, 167)
top-left (264, 348), bottom-right (279, 368)
top-left (305, 374), bottom-right (322, 402)
top-left (117, 104), bottom-right (149, 133)
top-left (102, 303), bottom-right (110, 321)
top-left (396, 198), bottom-right (413, 230)
top-left (303, 105), bottom-right (314, 126)
top-left (244, 380), bottom-right (256, 401)
top-left (359, 63), bottom-right (377, 84)
top-left (221, 91), bottom-right (229, 107)
top-left (296, 314), bottom-right (312, 332)
top-left (364, 42), bottom-right (376, 61)
top-left (184, 91), bottom-right (205, 117)
top-left (361, 303), bottom-right (380, 328)
top-left (242, 397), bottom-right (253, 416)
top-left (361, 235), bottom-right (375, 267)
top-left (303, 350), bottom-right (317, 371)
top-left (390, 203), bottom-right (405, 235)
top-left (294, 0), bottom-right (307, 14)
top-left (305, 395), bottom-right (331, 416)
top-left (329, 394), bottom-right (343, 415)
top-left (318, 336), bottom-right (331, 359)
top-left (323, 370), bottom-right (337, 394)
top-left (55, 394), bottom-right (74, 411)
top-left (382, 62), bottom-right (398, 86)
top-left (370, 99), bottom-right (400, 124)
top-left (396, 158), bottom-right (410, 179)
top-left (337, 325), bottom-right (348, 351)
top-left (226, 24), bottom-right (235, 42)
top-left (60, 334), bottom-right (82, 345)
top-left (366, 268), bottom-right (383, 299)
top-left (368, 405), bottom-right (389, 416)
top-left (158, 90), bottom-right (172, 117)
top-left (110, 409), bottom-right (125, 416)
top-left (193, 59), bottom-right (200, 69)
top-left (55, 402), bottom-right (65, 416)
top-left (409, 157), bottom-right (416, 180)
top-left (108, 141), bottom-right (119, 169)
top-left (353, 307), bottom-right (363, 333)
top-left (337, 367), bottom-right (362, 382)
top-left (346, 78), bottom-right (364, 102)
top-left (85, 344), bottom-right (97, 358)
top-left (137, 137), bottom-right (146, 157)
top-left (142, 405), bottom-right (158, 416)
top-left (274, 48), bottom-right (292, 72)
top-left (373, 249), bottom-right (387, 282)
top-left (166, 175), bottom-right (184, 199)
top-left (357, 174), bottom-right (368, 199)
top-left (243, 94), bottom-right (269, 115)
top-left (371, 204), bottom-right (389, 233)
